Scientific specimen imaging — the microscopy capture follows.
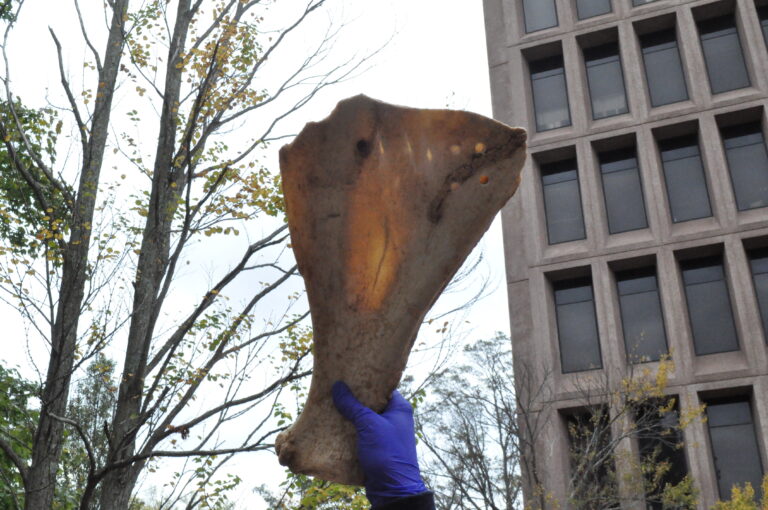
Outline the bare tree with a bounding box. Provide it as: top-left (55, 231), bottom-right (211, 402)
top-left (0, 1), bottom-right (377, 508)
top-left (414, 333), bottom-right (522, 510)
top-left (414, 332), bottom-right (702, 510)
top-left (517, 358), bottom-right (701, 510)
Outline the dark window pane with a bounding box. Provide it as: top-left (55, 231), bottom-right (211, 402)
top-left (530, 56), bottom-right (571, 132)
top-left (681, 257), bottom-right (739, 355)
top-left (698, 15), bottom-right (750, 94)
top-left (584, 43), bottom-right (629, 119)
top-left (706, 399), bottom-right (764, 498)
top-left (633, 0), bottom-right (658, 5)
top-left (722, 123), bottom-right (768, 211)
top-left (636, 400), bottom-right (688, 510)
top-left (541, 159), bottom-right (586, 244)
top-left (523, 0), bottom-right (558, 33)
top-left (555, 277), bottom-right (594, 305)
top-left (640, 29), bottom-right (689, 107)
top-left (566, 409), bottom-right (618, 506)
top-left (554, 278), bottom-right (602, 373)
top-left (617, 268), bottom-right (668, 362)
top-left (576, 0), bottom-right (612, 20)
top-left (708, 400), bottom-right (754, 427)
top-left (759, 6), bottom-right (768, 48)
top-left (748, 248), bottom-right (768, 341)
top-left (659, 135), bottom-right (712, 222)
top-left (599, 148), bottom-right (648, 234)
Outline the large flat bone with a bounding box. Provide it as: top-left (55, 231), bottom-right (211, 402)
top-left (275, 95), bottom-right (526, 485)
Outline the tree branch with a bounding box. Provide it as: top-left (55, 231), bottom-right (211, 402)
top-left (0, 437), bottom-right (28, 489)
top-left (48, 412), bottom-right (96, 480)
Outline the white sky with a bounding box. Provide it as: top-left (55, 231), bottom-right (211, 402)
top-left (233, 1), bottom-right (513, 505)
top-left (0, 0), bottom-right (512, 506)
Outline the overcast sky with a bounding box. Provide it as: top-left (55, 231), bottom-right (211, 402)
top-left (0, 1), bottom-right (511, 505)
top-left (240, 1), bottom-right (512, 505)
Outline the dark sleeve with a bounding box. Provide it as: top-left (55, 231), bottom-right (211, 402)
top-left (373, 492), bottom-right (435, 510)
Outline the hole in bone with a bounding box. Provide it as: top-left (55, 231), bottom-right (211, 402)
top-left (356, 139), bottom-right (371, 158)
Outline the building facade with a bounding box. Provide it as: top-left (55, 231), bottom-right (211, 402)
top-left (483, 0), bottom-right (768, 507)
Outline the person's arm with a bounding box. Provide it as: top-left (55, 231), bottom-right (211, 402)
top-left (332, 381), bottom-right (435, 510)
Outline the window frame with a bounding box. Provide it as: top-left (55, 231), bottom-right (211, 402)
top-left (759, 5), bottom-right (768, 48)
top-left (615, 266), bottom-right (669, 363)
top-left (747, 247), bottom-right (768, 342)
top-left (598, 147), bottom-right (649, 234)
top-left (529, 54), bottom-right (572, 132)
top-left (721, 121), bottom-right (768, 212)
top-left (658, 134), bottom-right (713, 223)
top-left (576, 0), bottom-right (612, 20)
top-left (540, 158), bottom-right (587, 245)
top-left (704, 396), bottom-right (765, 499)
top-left (564, 406), bottom-right (619, 505)
top-left (553, 277), bottom-right (603, 374)
top-left (639, 28), bottom-right (689, 107)
top-left (523, 0), bottom-right (559, 34)
top-left (583, 41), bottom-right (629, 120)
top-left (680, 255), bottom-right (740, 356)
top-left (697, 14), bottom-right (751, 94)
top-left (634, 398), bottom-right (689, 510)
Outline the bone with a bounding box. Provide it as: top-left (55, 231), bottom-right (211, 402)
top-left (275, 95), bottom-right (527, 485)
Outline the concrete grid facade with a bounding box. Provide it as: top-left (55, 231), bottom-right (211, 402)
top-left (483, 0), bottom-right (768, 508)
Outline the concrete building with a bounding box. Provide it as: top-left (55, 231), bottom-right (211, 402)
top-left (483, 0), bottom-right (768, 507)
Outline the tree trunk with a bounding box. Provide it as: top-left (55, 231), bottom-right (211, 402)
top-left (23, 2), bottom-right (129, 508)
top-left (100, 2), bottom-right (192, 508)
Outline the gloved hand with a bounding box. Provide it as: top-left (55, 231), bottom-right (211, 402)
top-left (332, 381), bottom-right (428, 507)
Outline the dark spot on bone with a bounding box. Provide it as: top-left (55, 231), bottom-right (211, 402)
top-left (356, 139), bottom-right (371, 158)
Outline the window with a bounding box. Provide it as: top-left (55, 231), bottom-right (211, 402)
top-left (633, 0), bottom-right (658, 5)
top-left (554, 277), bottom-right (602, 373)
top-left (584, 42), bottom-right (629, 119)
top-left (640, 29), bottom-right (689, 107)
top-left (658, 135), bottom-right (712, 222)
top-left (599, 148), bottom-right (648, 234)
top-left (523, 0), bottom-right (558, 33)
top-left (541, 159), bottom-right (586, 244)
top-left (721, 122), bottom-right (768, 211)
top-left (705, 397), bottom-right (764, 498)
top-left (566, 408), bottom-right (619, 507)
top-left (530, 55), bottom-right (571, 132)
top-left (681, 256), bottom-right (739, 355)
top-left (759, 5), bottom-right (768, 47)
top-left (576, 0), bottom-right (611, 20)
top-left (698, 14), bottom-right (750, 94)
top-left (635, 400), bottom-right (688, 510)
top-left (616, 267), bottom-right (668, 362)
top-left (748, 248), bottom-right (768, 340)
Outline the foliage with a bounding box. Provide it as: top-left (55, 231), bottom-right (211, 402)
top-left (0, 100), bottom-right (71, 258)
top-left (0, 363), bottom-right (37, 510)
top-left (255, 472), bottom-right (368, 510)
top-left (414, 332), bottom-right (521, 510)
top-left (560, 357), bottom-right (702, 510)
top-left (256, 322), bottom-right (368, 509)
top-left (661, 476), bottom-right (699, 510)
top-left (712, 476), bottom-right (768, 510)
top-left (421, 339), bottom-right (702, 510)
top-left (55, 354), bottom-right (117, 508)
top-left (0, 0), bottom-right (374, 508)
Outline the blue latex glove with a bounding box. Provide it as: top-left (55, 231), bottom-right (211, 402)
top-left (332, 381), bottom-right (428, 507)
